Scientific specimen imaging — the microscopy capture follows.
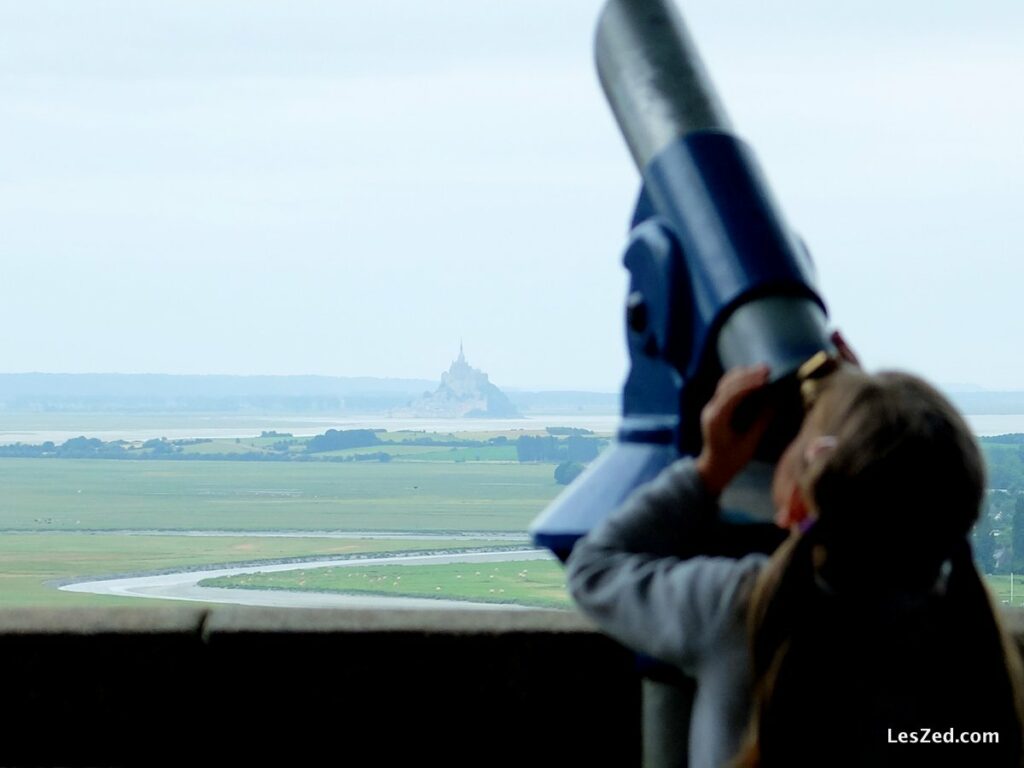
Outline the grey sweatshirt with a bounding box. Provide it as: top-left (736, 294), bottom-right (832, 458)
top-left (566, 457), bottom-right (767, 768)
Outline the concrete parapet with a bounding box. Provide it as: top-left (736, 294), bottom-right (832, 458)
top-left (4, 605), bottom-right (1022, 766)
top-left (0, 607), bottom-right (640, 766)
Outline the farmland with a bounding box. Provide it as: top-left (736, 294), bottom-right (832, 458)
top-left (0, 457), bottom-right (561, 533)
top-left (6, 419), bottom-right (1021, 611)
top-left (0, 426), bottom-right (586, 608)
top-left (201, 559), bottom-right (573, 610)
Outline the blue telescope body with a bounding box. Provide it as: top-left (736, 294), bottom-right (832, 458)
top-left (531, 0), bottom-right (835, 560)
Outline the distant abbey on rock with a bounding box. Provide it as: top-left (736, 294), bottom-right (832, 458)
top-left (404, 344), bottom-right (521, 418)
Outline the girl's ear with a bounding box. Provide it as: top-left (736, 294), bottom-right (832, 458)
top-left (804, 435), bottom-right (838, 464)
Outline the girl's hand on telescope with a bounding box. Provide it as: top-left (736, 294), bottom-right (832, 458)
top-left (695, 364), bottom-right (773, 496)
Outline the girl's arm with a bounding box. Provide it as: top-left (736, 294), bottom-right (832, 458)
top-left (566, 456), bottom-right (764, 673)
top-left (566, 365), bottom-right (775, 671)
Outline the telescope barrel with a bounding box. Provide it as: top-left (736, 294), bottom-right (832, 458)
top-left (595, 0), bottom-right (731, 169)
top-left (598, 0), bottom-right (831, 391)
top-left (531, 0), bottom-right (836, 555)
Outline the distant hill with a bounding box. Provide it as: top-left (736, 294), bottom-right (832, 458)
top-left (0, 372), bottom-right (618, 415)
top-left (947, 391), bottom-right (1024, 415)
top-left (3, 373), bottom-right (1017, 418)
top-left (0, 373), bottom-right (435, 413)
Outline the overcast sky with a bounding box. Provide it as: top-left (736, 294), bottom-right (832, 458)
top-left (2, 1), bottom-right (1022, 391)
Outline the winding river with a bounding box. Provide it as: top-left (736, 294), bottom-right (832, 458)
top-left (60, 547), bottom-right (556, 610)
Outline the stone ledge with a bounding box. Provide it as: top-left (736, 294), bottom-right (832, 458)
top-left (0, 605), bottom-right (639, 767)
top-left (0, 605), bottom-right (208, 635)
top-left (203, 605), bottom-right (599, 636)
top-left (0, 605), bottom-right (602, 636)
top-left (4, 604), bottom-right (1020, 766)
top-left (2, 603), bottom-right (1020, 645)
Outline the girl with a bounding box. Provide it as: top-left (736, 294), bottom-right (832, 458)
top-left (567, 364), bottom-right (1023, 767)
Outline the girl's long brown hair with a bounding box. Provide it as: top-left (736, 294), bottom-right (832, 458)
top-left (734, 369), bottom-right (1024, 767)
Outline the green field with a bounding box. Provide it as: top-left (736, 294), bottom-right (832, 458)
top-left (5, 445), bottom-right (1024, 613)
top-left (201, 559), bottom-right (572, 610)
top-left (983, 574), bottom-right (1024, 608)
top-left (0, 448), bottom-right (564, 608)
top-left (0, 457), bottom-right (560, 532)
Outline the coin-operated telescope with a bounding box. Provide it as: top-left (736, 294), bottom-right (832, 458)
top-left (531, 0), bottom-right (837, 560)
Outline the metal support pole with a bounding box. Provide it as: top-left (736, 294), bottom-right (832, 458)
top-left (642, 678), bottom-right (695, 768)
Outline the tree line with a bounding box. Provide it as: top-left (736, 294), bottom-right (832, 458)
top-left (968, 436), bottom-right (1024, 574)
top-left (0, 429), bottom-right (607, 467)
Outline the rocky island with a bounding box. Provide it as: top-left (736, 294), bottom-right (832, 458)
top-left (400, 345), bottom-right (521, 418)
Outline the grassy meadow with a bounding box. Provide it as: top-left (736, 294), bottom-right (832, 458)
top-left (201, 559), bottom-right (572, 610)
top-left (3, 422), bottom-right (1022, 613)
top-left (3, 425), bottom-right (1022, 613)
top-left (0, 428), bottom-right (573, 608)
top-left (0, 457), bottom-right (560, 532)
top-left (981, 574), bottom-right (1024, 608)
